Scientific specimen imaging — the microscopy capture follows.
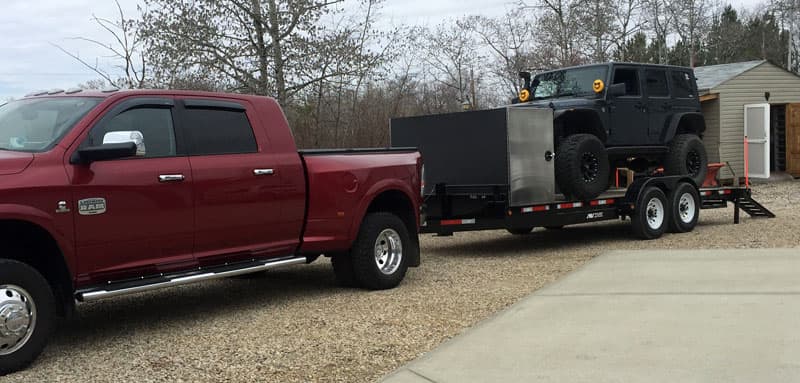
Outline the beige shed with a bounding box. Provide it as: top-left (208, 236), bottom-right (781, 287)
top-left (694, 60), bottom-right (800, 180)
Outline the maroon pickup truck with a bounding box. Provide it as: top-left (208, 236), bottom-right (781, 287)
top-left (0, 90), bottom-right (422, 374)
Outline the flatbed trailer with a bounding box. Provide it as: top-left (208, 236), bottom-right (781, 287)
top-left (421, 180), bottom-right (773, 238)
top-left (392, 106), bottom-right (775, 240)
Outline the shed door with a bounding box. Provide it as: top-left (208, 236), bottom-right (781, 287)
top-left (787, 104), bottom-right (800, 177)
top-left (744, 103), bottom-right (770, 179)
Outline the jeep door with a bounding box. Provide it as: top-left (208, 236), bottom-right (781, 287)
top-left (644, 68), bottom-right (671, 144)
top-left (669, 69), bottom-right (698, 115)
top-left (67, 97), bottom-right (196, 285)
top-left (608, 66), bottom-right (648, 146)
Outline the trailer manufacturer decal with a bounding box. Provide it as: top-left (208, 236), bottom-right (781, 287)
top-left (586, 212), bottom-right (604, 220)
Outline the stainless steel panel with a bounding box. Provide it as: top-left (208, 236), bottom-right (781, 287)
top-left (507, 107), bottom-right (555, 206)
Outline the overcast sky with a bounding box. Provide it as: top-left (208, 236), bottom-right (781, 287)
top-left (0, 0), bottom-right (762, 100)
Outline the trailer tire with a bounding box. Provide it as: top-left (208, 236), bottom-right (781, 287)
top-left (556, 134), bottom-right (610, 200)
top-left (664, 134), bottom-right (707, 186)
top-left (350, 213), bottom-right (411, 290)
top-left (631, 187), bottom-right (669, 240)
top-left (0, 259), bottom-right (56, 376)
top-left (507, 227), bottom-right (534, 235)
top-left (668, 182), bottom-right (700, 233)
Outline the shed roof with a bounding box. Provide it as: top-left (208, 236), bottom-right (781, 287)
top-left (693, 60), bottom-right (765, 92)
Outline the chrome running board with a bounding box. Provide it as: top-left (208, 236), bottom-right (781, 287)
top-left (76, 256), bottom-right (308, 302)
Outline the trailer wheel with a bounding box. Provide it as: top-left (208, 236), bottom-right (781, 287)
top-left (631, 187), bottom-right (669, 240)
top-left (664, 134), bottom-right (707, 186)
top-left (668, 182), bottom-right (700, 233)
top-left (507, 227), bottom-right (534, 235)
top-left (349, 212), bottom-right (411, 290)
top-left (0, 259), bottom-right (56, 376)
top-left (555, 134), bottom-right (610, 200)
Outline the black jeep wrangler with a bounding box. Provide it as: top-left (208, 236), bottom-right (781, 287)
top-left (514, 62), bottom-right (708, 200)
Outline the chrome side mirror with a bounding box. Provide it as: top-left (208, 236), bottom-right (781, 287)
top-left (103, 131), bottom-right (145, 156)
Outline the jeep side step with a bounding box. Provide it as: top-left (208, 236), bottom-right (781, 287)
top-left (75, 255), bottom-right (308, 302)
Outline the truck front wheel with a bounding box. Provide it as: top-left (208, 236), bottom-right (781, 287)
top-left (0, 259), bottom-right (56, 376)
top-left (348, 212), bottom-right (412, 290)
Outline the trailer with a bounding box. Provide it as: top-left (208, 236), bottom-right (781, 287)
top-left (391, 106), bottom-right (775, 239)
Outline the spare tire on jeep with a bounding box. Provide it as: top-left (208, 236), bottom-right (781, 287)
top-left (664, 134), bottom-right (707, 186)
top-left (555, 134), bottom-right (610, 200)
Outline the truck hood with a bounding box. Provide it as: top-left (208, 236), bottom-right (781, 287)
top-left (0, 151), bottom-right (34, 175)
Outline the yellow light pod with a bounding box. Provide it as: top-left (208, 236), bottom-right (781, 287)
top-left (593, 79), bottom-right (605, 93)
top-left (519, 89), bottom-right (531, 102)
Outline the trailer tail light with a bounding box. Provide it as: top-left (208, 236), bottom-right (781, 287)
top-left (441, 218), bottom-right (476, 226)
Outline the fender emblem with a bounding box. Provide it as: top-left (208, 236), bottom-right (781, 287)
top-left (56, 201), bottom-right (71, 214)
top-left (78, 198), bottom-right (107, 216)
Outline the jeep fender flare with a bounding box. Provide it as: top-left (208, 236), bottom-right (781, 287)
top-left (553, 108), bottom-right (608, 143)
top-left (662, 112), bottom-right (706, 143)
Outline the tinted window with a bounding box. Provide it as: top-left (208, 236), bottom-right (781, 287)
top-left (645, 69), bottom-right (669, 97)
top-left (90, 107), bottom-right (176, 158)
top-left (613, 68), bottom-right (640, 96)
top-left (670, 71), bottom-right (695, 98)
top-left (184, 107), bottom-right (257, 155)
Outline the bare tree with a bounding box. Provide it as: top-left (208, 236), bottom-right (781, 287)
top-left (670, 0), bottom-right (713, 67)
top-left (54, 0), bottom-right (147, 89)
top-left (643, 0), bottom-right (674, 64)
top-left (527, 0), bottom-right (587, 66)
top-left (139, 0), bottom-right (381, 106)
top-left (611, 0), bottom-right (646, 61)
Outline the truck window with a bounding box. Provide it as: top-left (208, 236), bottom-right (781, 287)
top-left (90, 107), bottom-right (177, 158)
top-left (183, 108), bottom-right (257, 155)
top-left (645, 69), bottom-right (669, 97)
top-left (670, 71), bottom-right (695, 98)
top-left (612, 68), bottom-right (640, 96)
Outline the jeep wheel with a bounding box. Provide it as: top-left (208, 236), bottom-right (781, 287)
top-left (555, 134), bottom-right (610, 200)
top-left (665, 134), bottom-right (707, 186)
top-left (0, 259), bottom-right (56, 376)
top-left (348, 212), bottom-right (412, 290)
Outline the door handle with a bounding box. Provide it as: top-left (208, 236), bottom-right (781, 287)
top-left (158, 174), bottom-right (185, 182)
top-left (253, 169), bottom-right (275, 176)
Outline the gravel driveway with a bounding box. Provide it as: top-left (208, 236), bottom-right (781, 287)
top-left (5, 181), bottom-right (799, 383)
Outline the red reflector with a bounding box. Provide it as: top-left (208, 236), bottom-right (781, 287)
top-left (723, 189), bottom-right (732, 195)
top-left (533, 205), bottom-right (548, 212)
top-left (440, 219), bottom-right (461, 226)
top-left (590, 200), bottom-right (599, 206)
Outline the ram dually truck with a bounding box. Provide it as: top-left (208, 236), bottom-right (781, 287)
top-left (0, 89), bottom-right (422, 374)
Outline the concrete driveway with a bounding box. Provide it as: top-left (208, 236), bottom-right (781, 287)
top-left (382, 249), bottom-right (800, 383)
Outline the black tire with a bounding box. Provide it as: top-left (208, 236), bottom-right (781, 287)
top-left (349, 212), bottom-right (412, 290)
top-left (506, 227), bottom-right (534, 235)
top-left (555, 134), bottom-right (610, 200)
top-left (664, 134), bottom-right (707, 186)
top-left (0, 259), bottom-right (56, 376)
top-left (331, 253), bottom-right (358, 288)
top-left (667, 182), bottom-right (700, 233)
top-left (631, 187), bottom-right (669, 240)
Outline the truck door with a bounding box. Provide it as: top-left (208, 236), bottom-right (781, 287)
top-left (644, 68), bottom-right (671, 144)
top-left (68, 97), bottom-right (196, 284)
top-left (178, 99), bottom-right (301, 266)
top-left (608, 66), bottom-right (648, 145)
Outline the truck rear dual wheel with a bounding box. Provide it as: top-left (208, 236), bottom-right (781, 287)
top-left (332, 212), bottom-right (411, 290)
top-left (664, 134), bottom-right (708, 186)
top-left (0, 260), bottom-right (56, 376)
top-left (556, 134), bottom-right (610, 201)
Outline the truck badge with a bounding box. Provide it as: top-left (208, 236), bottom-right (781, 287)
top-left (56, 201), bottom-right (71, 213)
top-left (78, 198), bottom-right (107, 216)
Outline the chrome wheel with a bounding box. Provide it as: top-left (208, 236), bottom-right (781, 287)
top-left (678, 192), bottom-right (696, 224)
top-left (646, 197), bottom-right (665, 230)
top-left (0, 285), bottom-right (36, 356)
top-left (374, 229), bottom-right (403, 275)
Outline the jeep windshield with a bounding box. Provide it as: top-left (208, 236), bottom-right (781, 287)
top-left (532, 66), bottom-right (608, 100)
top-left (0, 97), bottom-right (101, 152)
